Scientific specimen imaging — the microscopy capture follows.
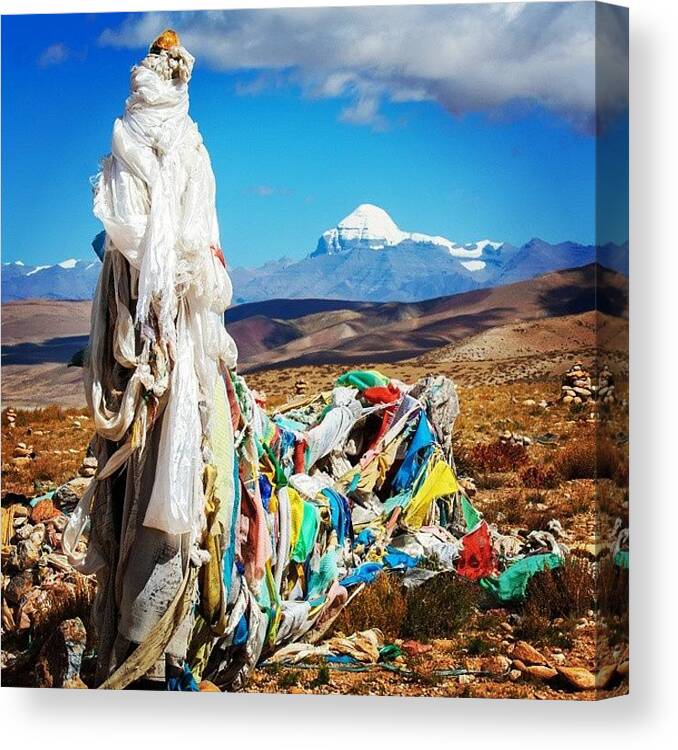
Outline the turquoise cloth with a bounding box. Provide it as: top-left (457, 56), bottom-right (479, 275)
top-left (291, 501), bottom-right (319, 563)
top-left (614, 549), bottom-right (629, 569)
top-left (335, 369), bottom-right (389, 391)
top-left (307, 548), bottom-right (339, 599)
top-left (480, 553), bottom-right (562, 602)
top-left (461, 494), bottom-right (482, 531)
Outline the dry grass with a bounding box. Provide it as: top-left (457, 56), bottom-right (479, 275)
top-left (459, 440), bottom-right (529, 474)
top-left (402, 572), bottom-right (481, 640)
top-left (552, 434), bottom-right (627, 484)
top-left (1, 407), bottom-right (91, 497)
top-left (514, 557), bottom-right (595, 646)
top-left (331, 573), bottom-right (407, 640)
top-left (520, 464), bottom-right (560, 490)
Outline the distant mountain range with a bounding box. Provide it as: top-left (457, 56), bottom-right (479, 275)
top-left (2, 204), bottom-right (628, 303)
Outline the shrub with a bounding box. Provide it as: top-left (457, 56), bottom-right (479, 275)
top-left (310, 665), bottom-right (331, 688)
top-left (516, 556), bottom-right (595, 646)
top-left (519, 464), bottom-right (559, 489)
top-left (277, 670), bottom-right (301, 689)
top-left (403, 572), bottom-right (480, 640)
top-left (331, 573), bottom-right (407, 639)
top-left (465, 635), bottom-right (492, 656)
top-left (462, 441), bottom-right (528, 474)
top-left (597, 556), bottom-right (629, 618)
top-left (553, 435), bottom-right (626, 482)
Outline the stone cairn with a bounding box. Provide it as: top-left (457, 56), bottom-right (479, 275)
top-left (499, 430), bottom-right (532, 447)
top-left (560, 362), bottom-right (615, 405)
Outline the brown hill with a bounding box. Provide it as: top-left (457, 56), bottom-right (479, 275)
top-left (229, 263), bottom-right (627, 370)
top-left (1, 264), bottom-right (627, 406)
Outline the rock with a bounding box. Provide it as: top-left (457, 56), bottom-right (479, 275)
top-left (508, 669), bottom-right (521, 682)
top-left (29, 523), bottom-right (46, 547)
top-left (562, 396), bottom-right (574, 404)
top-left (33, 617), bottom-right (88, 689)
top-left (13, 444), bottom-right (34, 458)
top-left (557, 666), bottom-right (596, 690)
top-left (10, 456), bottom-right (31, 466)
top-left (511, 640), bottom-right (549, 666)
top-left (31, 499), bottom-right (59, 524)
top-left (483, 655), bottom-right (511, 675)
top-left (15, 523), bottom-right (35, 541)
top-left (5, 571), bottom-right (35, 604)
top-left (527, 665), bottom-right (557, 680)
top-left (552, 652), bottom-right (566, 665)
top-left (457, 674), bottom-right (475, 685)
top-left (511, 659), bottom-right (527, 672)
top-left (71, 420), bottom-right (82, 428)
top-left (596, 664), bottom-right (617, 689)
top-left (522, 399), bottom-right (536, 407)
top-left (199, 680), bottom-right (221, 692)
top-left (79, 467), bottom-right (96, 478)
top-left (11, 539), bottom-right (41, 571)
top-left (53, 478), bottom-right (91, 510)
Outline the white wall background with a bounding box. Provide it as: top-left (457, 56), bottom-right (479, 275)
top-left (1, 0), bottom-right (676, 746)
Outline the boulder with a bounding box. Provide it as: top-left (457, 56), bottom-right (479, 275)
top-left (31, 499), bottom-right (59, 524)
top-left (557, 665), bottom-right (596, 690)
top-left (526, 665), bottom-right (557, 680)
top-left (511, 640), bottom-right (549, 666)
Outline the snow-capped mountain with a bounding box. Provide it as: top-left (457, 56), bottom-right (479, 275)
top-left (312, 203), bottom-right (504, 273)
top-left (2, 204), bottom-right (628, 304)
top-left (2, 258), bottom-right (101, 301)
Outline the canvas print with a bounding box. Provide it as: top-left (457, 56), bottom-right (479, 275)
top-left (1, 2), bottom-right (629, 698)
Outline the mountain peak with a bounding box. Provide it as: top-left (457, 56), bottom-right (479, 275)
top-left (337, 204), bottom-right (404, 244)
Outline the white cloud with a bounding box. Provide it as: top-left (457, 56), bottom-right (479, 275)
top-left (38, 42), bottom-right (71, 67)
top-left (99, 3), bottom-right (628, 132)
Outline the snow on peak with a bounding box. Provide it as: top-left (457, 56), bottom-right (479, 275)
top-left (312, 204), bottom-right (503, 271)
top-left (336, 204), bottom-right (406, 245)
top-left (57, 258), bottom-right (78, 269)
top-left (27, 264), bottom-right (52, 276)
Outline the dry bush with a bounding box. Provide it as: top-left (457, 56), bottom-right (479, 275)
top-left (331, 573), bottom-right (407, 639)
top-left (519, 464), bottom-right (560, 490)
top-left (460, 441), bottom-right (528, 474)
top-left (518, 556), bottom-right (595, 627)
top-left (480, 492), bottom-right (551, 529)
top-left (553, 435), bottom-right (626, 483)
top-left (597, 557), bottom-right (629, 618)
top-left (403, 572), bottom-right (480, 640)
top-left (514, 558), bottom-right (594, 647)
top-left (475, 472), bottom-right (509, 490)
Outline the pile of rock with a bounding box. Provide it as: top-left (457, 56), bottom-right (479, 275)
top-left (6, 408), bottom-right (17, 429)
top-left (560, 362), bottom-right (616, 406)
top-left (10, 442), bottom-right (35, 466)
top-left (499, 430), bottom-right (532, 447)
top-left (597, 364), bottom-right (616, 404)
top-left (1, 479), bottom-right (95, 687)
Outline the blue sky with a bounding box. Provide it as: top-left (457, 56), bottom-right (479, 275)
top-left (1, 5), bottom-right (628, 268)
